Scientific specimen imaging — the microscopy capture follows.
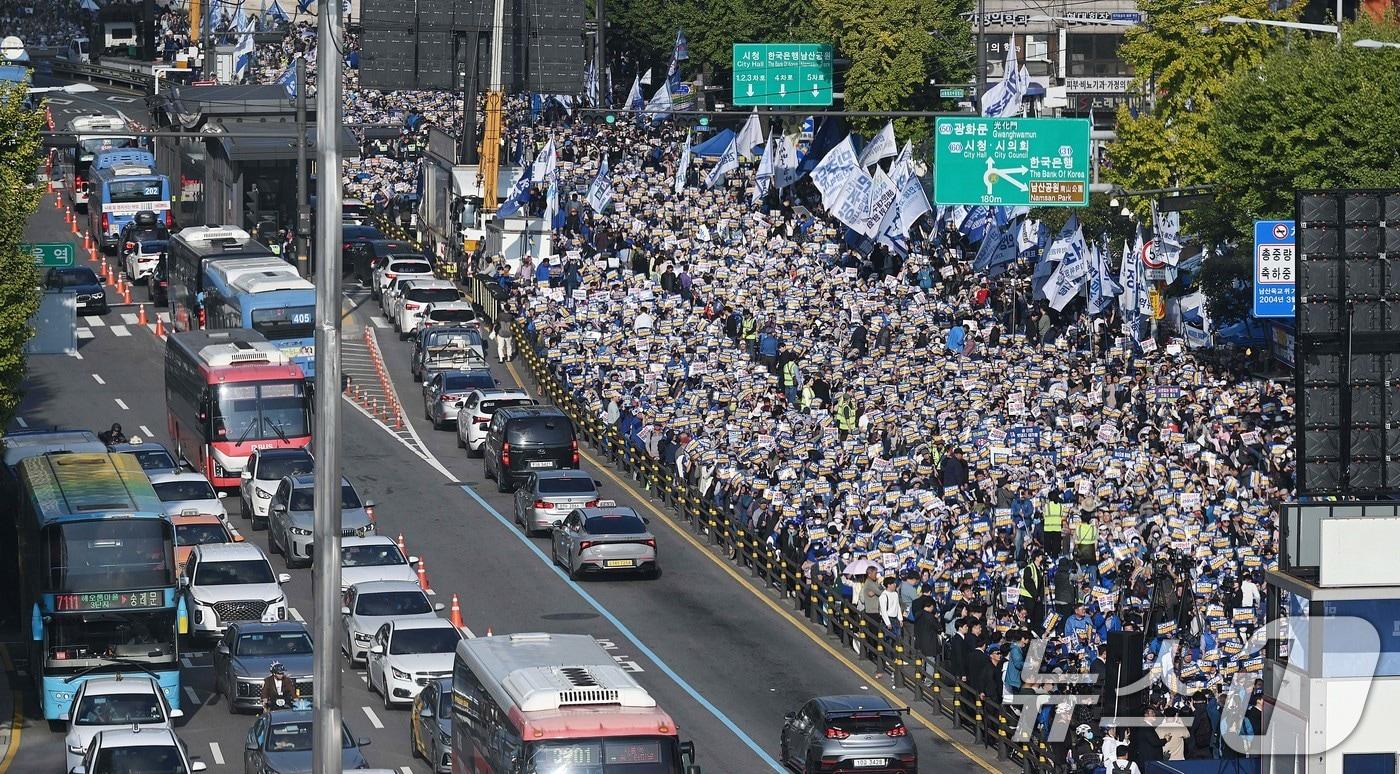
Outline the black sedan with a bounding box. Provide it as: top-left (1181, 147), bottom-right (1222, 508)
top-left (45, 266), bottom-right (107, 315)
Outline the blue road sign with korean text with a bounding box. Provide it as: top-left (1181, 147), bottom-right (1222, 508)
top-left (1253, 220), bottom-right (1295, 319)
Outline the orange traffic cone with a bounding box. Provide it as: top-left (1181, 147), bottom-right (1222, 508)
top-left (485, 627), bottom-right (493, 637)
top-left (397, 532), bottom-right (406, 556)
top-left (122, 284), bottom-right (132, 305)
top-left (449, 594), bottom-right (464, 629)
top-left (99, 261), bottom-right (108, 281)
top-left (138, 304), bottom-right (148, 326)
top-left (154, 315), bottom-right (166, 338)
top-left (417, 557), bottom-right (429, 591)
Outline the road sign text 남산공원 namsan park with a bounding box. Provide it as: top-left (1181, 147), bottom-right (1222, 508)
top-left (933, 117), bottom-right (1091, 207)
top-left (25, 242), bottom-right (75, 268)
top-left (732, 43), bottom-right (833, 106)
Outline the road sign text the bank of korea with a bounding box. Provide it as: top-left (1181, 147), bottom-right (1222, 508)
top-left (732, 43), bottom-right (833, 106)
top-left (933, 117), bottom-right (1091, 207)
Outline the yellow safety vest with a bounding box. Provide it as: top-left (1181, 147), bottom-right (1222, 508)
top-left (1019, 563), bottom-right (1042, 598)
top-left (799, 385), bottom-right (815, 410)
top-left (1075, 521), bottom-right (1097, 546)
top-left (1044, 502), bottom-right (1064, 532)
top-left (741, 318), bottom-right (757, 340)
top-left (782, 360), bottom-right (798, 387)
top-left (835, 400), bottom-right (857, 431)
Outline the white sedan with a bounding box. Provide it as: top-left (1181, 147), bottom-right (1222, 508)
top-left (366, 617), bottom-right (461, 709)
top-left (65, 676), bottom-right (183, 772)
top-left (340, 580), bottom-right (443, 665)
top-left (455, 388), bottom-right (535, 456)
top-left (149, 470), bottom-right (230, 524)
top-left (340, 536), bottom-right (420, 593)
top-left (394, 279), bottom-right (463, 338)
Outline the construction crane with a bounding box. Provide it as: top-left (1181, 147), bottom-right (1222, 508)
top-left (478, 0), bottom-right (506, 211)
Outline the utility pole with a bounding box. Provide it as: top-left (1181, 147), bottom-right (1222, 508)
top-left (295, 53), bottom-right (309, 278)
top-left (975, 0), bottom-right (986, 112)
top-left (311, 0), bottom-right (344, 771)
top-left (202, 0), bottom-right (214, 82)
top-left (458, 30), bottom-right (482, 165)
top-left (595, 0), bottom-right (605, 100)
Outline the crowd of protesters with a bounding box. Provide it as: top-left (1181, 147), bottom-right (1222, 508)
top-left (481, 116), bottom-right (1285, 760)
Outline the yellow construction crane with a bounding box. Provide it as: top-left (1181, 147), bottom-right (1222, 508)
top-left (479, 0), bottom-right (506, 211)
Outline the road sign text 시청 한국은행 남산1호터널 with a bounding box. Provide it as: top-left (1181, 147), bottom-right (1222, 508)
top-left (732, 43), bottom-right (833, 106)
top-left (932, 117), bottom-right (1091, 207)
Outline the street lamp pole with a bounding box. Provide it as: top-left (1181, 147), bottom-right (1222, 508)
top-left (976, 0), bottom-right (986, 112)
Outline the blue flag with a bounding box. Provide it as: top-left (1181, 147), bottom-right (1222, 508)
top-left (266, 0), bottom-right (288, 23)
top-left (959, 205), bottom-right (991, 244)
top-left (296, 0), bottom-right (313, 13)
top-left (972, 221), bottom-right (1019, 275)
top-left (496, 168), bottom-right (533, 218)
top-left (277, 64), bottom-right (297, 99)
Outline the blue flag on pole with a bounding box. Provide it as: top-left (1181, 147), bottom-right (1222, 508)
top-left (277, 63), bottom-right (297, 98)
top-left (496, 169), bottom-right (534, 218)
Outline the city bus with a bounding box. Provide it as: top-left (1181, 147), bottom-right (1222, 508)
top-left (166, 225), bottom-right (277, 333)
top-left (203, 256), bottom-right (317, 379)
top-left (69, 114), bottom-right (142, 211)
top-left (14, 452), bottom-right (183, 720)
top-left (86, 148), bottom-right (173, 254)
top-left (165, 329), bottom-right (311, 488)
top-left (452, 632), bottom-right (700, 774)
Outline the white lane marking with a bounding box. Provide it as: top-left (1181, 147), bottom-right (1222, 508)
top-left (121, 313), bottom-right (138, 325)
top-left (139, 425), bottom-right (153, 437)
top-left (362, 706), bottom-right (385, 729)
top-left (110, 324), bottom-right (131, 337)
top-left (15, 417), bottom-right (26, 428)
top-left (92, 374), bottom-right (105, 384)
top-left (77, 327), bottom-right (94, 339)
top-left (183, 686), bottom-right (200, 707)
top-left (401, 768), bottom-right (413, 774)
top-left (370, 316), bottom-right (390, 328)
top-left (72, 350), bottom-right (84, 359)
top-left (289, 606), bottom-right (304, 622)
top-left (115, 398), bottom-right (129, 410)
top-left (87, 315), bottom-right (105, 327)
top-left (180, 655), bottom-right (193, 668)
top-left (209, 742), bottom-right (225, 766)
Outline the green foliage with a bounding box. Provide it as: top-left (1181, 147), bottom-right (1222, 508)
top-left (604, 0), bottom-right (970, 145)
top-left (1209, 18), bottom-right (1400, 240)
top-left (0, 82), bottom-right (46, 428)
top-left (1106, 0), bottom-right (1295, 195)
top-left (1195, 248), bottom-right (1252, 325)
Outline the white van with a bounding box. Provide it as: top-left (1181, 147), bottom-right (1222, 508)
top-left (65, 37), bottom-right (90, 64)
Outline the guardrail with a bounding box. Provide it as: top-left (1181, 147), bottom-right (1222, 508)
top-left (461, 274), bottom-right (1062, 774)
top-left (49, 59), bottom-right (153, 92)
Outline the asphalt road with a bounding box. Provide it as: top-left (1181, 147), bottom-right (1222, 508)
top-left (6, 82), bottom-right (1010, 774)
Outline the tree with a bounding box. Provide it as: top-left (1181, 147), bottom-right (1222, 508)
top-left (0, 81), bottom-right (45, 428)
top-left (1195, 18), bottom-right (1400, 323)
top-left (809, 0), bottom-right (971, 143)
top-left (1106, 0), bottom-right (1297, 195)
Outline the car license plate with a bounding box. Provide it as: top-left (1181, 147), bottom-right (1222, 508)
top-left (605, 559), bottom-right (634, 568)
top-left (528, 461), bottom-right (555, 469)
top-left (853, 759), bottom-right (886, 768)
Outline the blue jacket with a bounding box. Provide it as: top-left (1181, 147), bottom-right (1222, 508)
top-left (758, 332), bottom-right (780, 358)
top-left (1005, 643), bottom-right (1025, 690)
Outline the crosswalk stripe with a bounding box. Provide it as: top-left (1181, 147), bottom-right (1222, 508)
top-left (121, 313), bottom-right (138, 325)
top-left (88, 315), bottom-right (105, 327)
top-left (110, 324), bottom-right (131, 337)
top-left (77, 328), bottom-right (94, 339)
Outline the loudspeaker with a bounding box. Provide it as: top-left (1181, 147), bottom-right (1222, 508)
top-left (1295, 189), bottom-right (1400, 496)
top-left (1102, 630), bottom-right (1146, 720)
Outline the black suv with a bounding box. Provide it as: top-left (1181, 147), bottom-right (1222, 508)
top-left (482, 406), bottom-right (577, 492)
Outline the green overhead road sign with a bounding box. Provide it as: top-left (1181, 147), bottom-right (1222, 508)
top-left (25, 242), bottom-right (75, 268)
top-left (932, 117), bottom-right (1091, 207)
top-left (732, 43), bottom-right (833, 106)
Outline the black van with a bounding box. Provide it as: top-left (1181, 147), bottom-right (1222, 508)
top-left (482, 407), bottom-right (578, 492)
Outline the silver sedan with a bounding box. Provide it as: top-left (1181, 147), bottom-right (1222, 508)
top-left (512, 470), bottom-right (603, 536)
top-left (550, 506), bottom-right (659, 580)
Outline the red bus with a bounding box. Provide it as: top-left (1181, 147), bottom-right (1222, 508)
top-left (164, 329), bottom-right (311, 488)
top-left (452, 632), bottom-right (700, 774)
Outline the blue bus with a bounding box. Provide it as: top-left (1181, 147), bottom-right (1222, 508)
top-left (86, 148), bottom-right (172, 254)
top-left (15, 452), bottom-right (184, 720)
top-left (203, 256), bottom-right (317, 379)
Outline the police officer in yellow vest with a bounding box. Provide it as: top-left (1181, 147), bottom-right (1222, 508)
top-left (1042, 496), bottom-right (1066, 557)
top-left (799, 381), bottom-right (816, 411)
top-left (834, 392), bottom-right (857, 441)
top-left (1073, 512), bottom-right (1098, 568)
top-left (781, 355), bottom-right (800, 404)
top-left (740, 310), bottom-right (758, 356)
